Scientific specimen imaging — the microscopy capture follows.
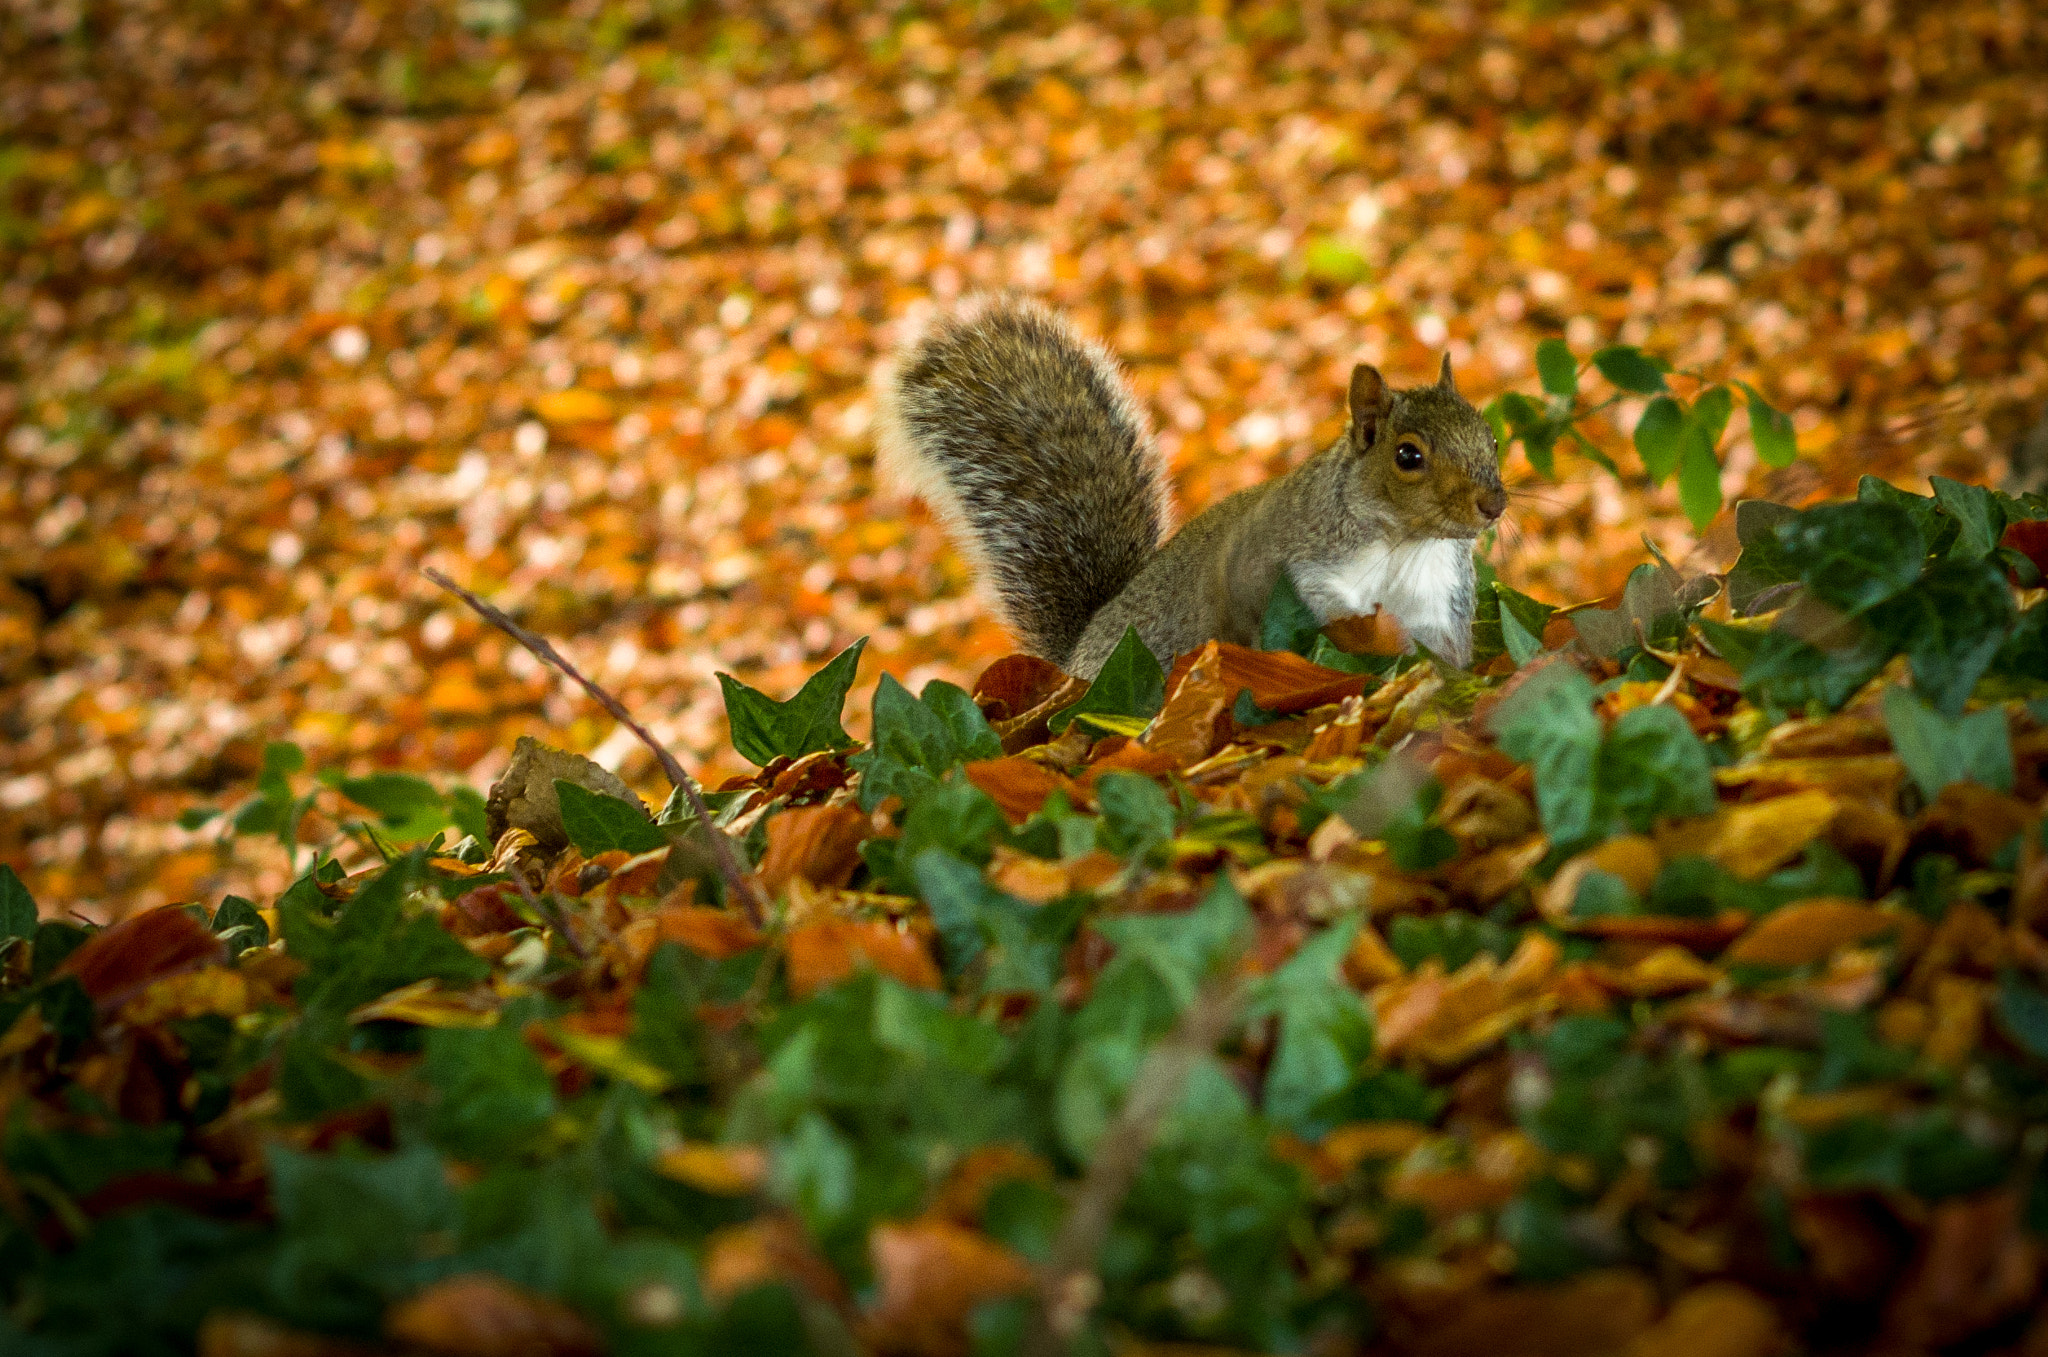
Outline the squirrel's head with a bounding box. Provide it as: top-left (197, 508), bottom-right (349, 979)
top-left (1343, 356), bottom-right (1507, 539)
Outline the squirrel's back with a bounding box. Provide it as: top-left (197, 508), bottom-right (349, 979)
top-left (874, 295), bottom-right (1173, 668)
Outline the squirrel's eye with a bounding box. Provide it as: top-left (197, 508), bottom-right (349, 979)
top-left (1393, 443), bottom-right (1425, 472)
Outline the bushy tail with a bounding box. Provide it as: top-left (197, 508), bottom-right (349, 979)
top-left (874, 295), bottom-right (1173, 667)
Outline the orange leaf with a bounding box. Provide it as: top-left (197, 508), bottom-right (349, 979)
top-left (57, 906), bottom-right (224, 1007)
top-left (864, 1219), bottom-right (1036, 1357)
top-left (653, 904), bottom-right (765, 959)
top-left (1319, 1120), bottom-right (1432, 1171)
top-left (1322, 606), bottom-right (1411, 656)
top-left (756, 804), bottom-right (870, 896)
top-left (785, 918), bottom-right (941, 998)
top-left (703, 1216), bottom-right (847, 1306)
top-left (964, 757), bottom-right (1062, 824)
top-left (532, 388), bottom-right (615, 423)
top-left (927, 1144), bottom-right (1052, 1223)
top-left (1724, 899), bottom-right (1907, 967)
top-left (383, 1274), bottom-right (602, 1357)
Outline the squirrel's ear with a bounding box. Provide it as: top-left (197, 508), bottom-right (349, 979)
top-left (1437, 353), bottom-right (1457, 392)
top-left (1348, 364), bottom-right (1387, 445)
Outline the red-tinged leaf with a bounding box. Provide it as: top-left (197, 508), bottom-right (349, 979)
top-left (2001, 519), bottom-right (2048, 578)
top-left (756, 804), bottom-right (870, 896)
top-left (963, 757), bottom-right (1062, 824)
top-left (971, 653), bottom-right (1070, 720)
top-left (785, 918), bottom-right (941, 999)
top-left (57, 906), bottom-right (223, 1006)
top-left (383, 1274), bottom-right (602, 1357)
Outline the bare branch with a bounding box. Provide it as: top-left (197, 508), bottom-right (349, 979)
top-left (422, 566), bottom-right (768, 926)
top-left (1022, 977), bottom-right (1242, 1357)
top-left (505, 867), bottom-right (589, 961)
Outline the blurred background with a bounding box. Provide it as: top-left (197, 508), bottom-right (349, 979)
top-left (2, 0), bottom-right (2042, 917)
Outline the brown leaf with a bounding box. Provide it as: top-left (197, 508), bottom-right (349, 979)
top-left (1407, 1270), bottom-right (1657, 1357)
top-left (1884, 1191), bottom-right (2040, 1349)
top-left (756, 804), bottom-right (869, 896)
top-left (1141, 641), bottom-right (1234, 765)
top-left (57, 905), bottom-right (224, 1007)
top-left (384, 1274), bottom-right (602, 1357)
top-left (1723, 899), bottom-right (1912, 967)
top-left (864, 1218), bottom-right (1035, 1357)
top-left (199, 1312), bottom-right (381, 1357)
top-left (1622, 1283), bottom-right (1783, 1357)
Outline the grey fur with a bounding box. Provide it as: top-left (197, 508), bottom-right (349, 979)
top-left (877, 296), bottom-right (1504, 678)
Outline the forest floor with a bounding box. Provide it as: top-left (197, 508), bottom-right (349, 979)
top-left (2, 0), bottom-right (2044, 916)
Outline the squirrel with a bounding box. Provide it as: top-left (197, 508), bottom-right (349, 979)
top-left (874, 294), bottom-right (1507, 678)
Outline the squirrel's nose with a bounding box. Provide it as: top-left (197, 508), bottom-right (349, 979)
top-left (1476, 486), bottom-right (1507, 521)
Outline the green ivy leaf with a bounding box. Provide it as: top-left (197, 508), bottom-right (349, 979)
top-left (337, 773), bottom-right (448, 844)
top-left (1774, 501), bottom-right (1926, 615)
top-left (1736, 381), bottom-right (1797, 468)
top-left (1632, 395), bottom-right (1685, 484)
top-left (1725, 500), bottom-right (1802, 614)
top-left (1488, 664), bottom-right (1605, 848)
top-left (1866, 558), bottom-right (2017, 716)
top-left (1246, 918), bottom-right (1370, 1135)
top-left (1049, 626), bottom-right (1165, 736)
top-left (1259, 570), bottom-right (1321, 657)
top-left (850, 675), bottom-right (1003, 811)
top-left (1859, 475), bottom-right (1958, 556)
top-left (717, 637), bottom-right (867, 766)
top-left (1600, 703), bottom-right (1717, 831)
top-left (1996, 973), bottom-right (2048, 1061)
top-left (1494, 582), bottom-right (1556, 667)
top-left (1929, 476), bottom-right (2007, 559)
top-left (1590, 344), bottom-right (1667, 394)
top-left (1534, 338), bottom-right (1578, 399)
top-left (210, 895), bottom-right (269, 957)
top-left (553, 780), bottom-right (666, 855)
top-left (1881, 688), bottom-right (2013, 801)
top-left (0, 864), bottom-right (35, 943)
top-left (1096, 771), bottom-right (1177, 860)
top-left (1677, 425), bottom-right (1723, 531)
top-left (1093, 874), bottom-right (1252, 1011)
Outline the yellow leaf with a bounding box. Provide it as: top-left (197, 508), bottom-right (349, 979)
top-left (654, 1142), bottom-right (769, 1196)
top-left (1656, 789), bottom-right (1839, 882)
top-left (349, 979), bottom-right (500, 1028)
top-left (549, 1027), bottom-right (669, 1091)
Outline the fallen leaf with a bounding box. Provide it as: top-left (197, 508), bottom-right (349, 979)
top-left (864, 1218), bottom-right (1035, 1357)
top-left (785, 917), bottom-right (942, 998)
top-left (383, 1274), bottom-right (603, 1357)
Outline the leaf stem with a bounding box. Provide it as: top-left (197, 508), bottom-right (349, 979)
top-left (421, 566), bottom-right (768, 926)
top-left (1022, 976), bottom-right (1241, 1357)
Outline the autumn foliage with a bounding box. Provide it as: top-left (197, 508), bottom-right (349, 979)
top-left (5, 2), bottom-right (2048, 1355)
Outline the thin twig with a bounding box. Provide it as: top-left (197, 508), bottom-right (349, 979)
top-left (506, 868), bottom-right (589, 961)
top-left (1022, 977), bottom-right (1242, 1357)
top-left (422, 566), bottom-right (768, 926)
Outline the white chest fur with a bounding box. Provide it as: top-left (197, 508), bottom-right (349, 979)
top-left (1291, 538), bottom-right (1468, 641)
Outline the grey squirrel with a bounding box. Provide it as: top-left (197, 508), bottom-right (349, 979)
top-left (874, 295), bottom-right (1506, 678)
